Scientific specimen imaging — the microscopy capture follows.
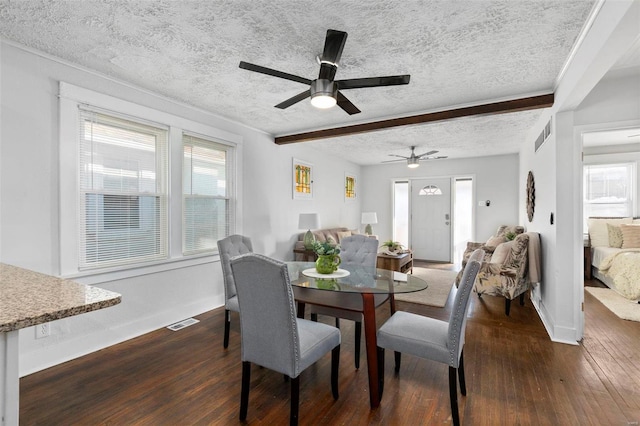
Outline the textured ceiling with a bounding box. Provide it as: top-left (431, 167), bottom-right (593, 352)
top-left (0, 0), bottom-right (599, 164)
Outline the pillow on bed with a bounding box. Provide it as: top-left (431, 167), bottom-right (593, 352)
top-left (607, 224), bottom-right (623, 248)
top-left (588, 218), bottom-right (633, 247)
top-left (620, 224), bottom-right (640, 248)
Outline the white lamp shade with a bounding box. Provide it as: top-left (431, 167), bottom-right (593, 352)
top-left (298, 213), bottom-right (319, 230)
top-left (361, 212), bottom-right (378, 224)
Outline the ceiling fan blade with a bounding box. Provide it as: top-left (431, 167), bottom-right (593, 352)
top-left (387, 154), bottom-right (410, 159)
top-left (381, 158), bottom-right (406, 163)
top-left (336, 91), bottom-right (361, 115)
top-left (424, 156), bottom-right (448, 160)
top-left (275, 90), bottom-right (311, 109)
top-left (321, 30), bottom-right (348, 64)
top-left (337, 74), bottom-right (411, 90)
top-left (239, 61), bottom-right (312, 85)
top-left (416, 150), bottom-right (438, 158)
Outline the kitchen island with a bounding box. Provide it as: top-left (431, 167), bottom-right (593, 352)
top-left (1, 263), bottom-right (121, 426)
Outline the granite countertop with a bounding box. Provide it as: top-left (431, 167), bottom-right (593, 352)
top-left (0, 263), bottom-right (121, 332)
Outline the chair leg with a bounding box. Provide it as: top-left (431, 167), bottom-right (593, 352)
top-left (335, 318), bottom-right (340, 328)
top-left (224, 309), bottom-right (231, 349)
top-left (449, 366), bottom-right (460, 426)
top-left (331, 345), bottom-right (340, 400)
top-left (520, 293), bottom-right (525, 306)
top-left (290, 376), bottom-right (300, 426)
top-left (240, 361), bottom-right (251, 421)
top-left (394, 351), bottom-right (401, 373)
top-left (458, 349), bottom-right (466, 396)
top-left (354, 321), bottom-right (361, 369)
top-left (505, 298), bottom-right (511, 316)
top-left (377, 347), bottom-right (385, 399)
top-left (310, 313), bottom-right (318, 322)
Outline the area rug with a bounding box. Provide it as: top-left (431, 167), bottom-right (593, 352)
top-left (393, 267), bottom-right (458, 307)
top-left (585, 287), bottom-right (640, 322)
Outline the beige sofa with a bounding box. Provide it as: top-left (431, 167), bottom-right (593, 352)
top-left (294, 227), bottom-right (377, 260)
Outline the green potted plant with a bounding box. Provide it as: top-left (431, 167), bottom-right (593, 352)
top-left (380, 240), bottom-right (404, 254)
top-left (312, 241), bottom-right (341, 274)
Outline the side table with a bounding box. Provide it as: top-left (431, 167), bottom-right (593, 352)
top-left (293, 248), bottom-right (317, 262)
top-left (376, 251), bottom-right (413, 273)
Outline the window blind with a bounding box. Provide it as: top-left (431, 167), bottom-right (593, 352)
top-left (182, 134), bottom-right (233, 255)
top-left (79, 109), bottom-right (168, 269)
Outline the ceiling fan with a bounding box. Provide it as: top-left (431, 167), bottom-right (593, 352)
top-left (239, 29), bottom-right (410, 115)
top-left (382, 146), bottom-right (447, 168)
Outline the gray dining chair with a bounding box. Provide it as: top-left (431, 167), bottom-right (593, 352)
top-left (217, 234), bottom-right (253, 349)
top-left (309, 234), bottom-right (383, 369)
top-left (376, 249), bottom-right (484, 426)
top-left (230, 253), bottom-right (341, 426)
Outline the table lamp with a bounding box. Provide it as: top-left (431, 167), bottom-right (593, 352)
top-left (298, 213), bottom-right (320, 249)
top-left (361, 212), bottom-right (378, 235)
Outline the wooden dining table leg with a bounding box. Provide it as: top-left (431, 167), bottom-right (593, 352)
top-left (361, 293), bottom-right (380, 409)
top-left (296, 301), bottom-right (306, 319)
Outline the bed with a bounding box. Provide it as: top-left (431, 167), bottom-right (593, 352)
top-left (587, 217), bottom-right (640, 301)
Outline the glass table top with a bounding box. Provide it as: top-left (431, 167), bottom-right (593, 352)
top-left (286, 262), bottom-right (428, 295)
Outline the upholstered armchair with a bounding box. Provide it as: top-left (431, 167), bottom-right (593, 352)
top-left (459, 225), bottom-right (525, 269)
top-left (457, 228), bottom-right (541, 316)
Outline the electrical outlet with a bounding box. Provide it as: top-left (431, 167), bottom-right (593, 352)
top-left (35, 322), bottom-right (50, 339)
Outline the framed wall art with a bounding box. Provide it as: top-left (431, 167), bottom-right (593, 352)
top-left (292, 158), bottom-right (313, 199)
top-left (345, 173), bottom-right (357, 201)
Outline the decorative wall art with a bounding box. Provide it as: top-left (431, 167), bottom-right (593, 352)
top-left (293, 158), bottom-right (313, 199)
top-left (527, 171), bottom-right (535, 222)
top-left (345, 173), bottom-right (357, 201)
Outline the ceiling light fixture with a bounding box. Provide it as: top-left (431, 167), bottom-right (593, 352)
top-left (310, 79), bottom-right (337, 109)
top-left (407, 157), bottom-right (420, 168)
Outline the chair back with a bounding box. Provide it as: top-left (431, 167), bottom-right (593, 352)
top-left (447, 249), bottom-right (483, 367)
top-left (230, 253), bottom-right (301, 377)
top-left (339, 234), bottom-right (378, 267)
top-left (217, 235), bottom-right (253, 302)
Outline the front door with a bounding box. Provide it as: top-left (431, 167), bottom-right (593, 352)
top-left (410, 178), bottom-right (451, 262)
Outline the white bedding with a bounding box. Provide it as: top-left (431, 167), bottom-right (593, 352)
top-left (592, 246), bottom-right (640, 300)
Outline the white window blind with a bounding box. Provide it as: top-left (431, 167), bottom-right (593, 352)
top-left (182, 134), bottom-right (233, 255)
top-left (79, 109), bottom-right (168, 269)
top-left (583, 163), bottom-right (635, 229)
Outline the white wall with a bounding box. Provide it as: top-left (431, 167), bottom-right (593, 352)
top-left (360, 154), bottom-right (520, 245)
top-left (519, 0), bottom-right (640, 344)
top-left (0, 41), bottom-right (361, 375)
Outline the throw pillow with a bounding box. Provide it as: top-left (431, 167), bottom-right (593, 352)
top-left (336, 231), bottom-right (352, 242)
top-left (490, 241), bottom-right (513, 264)
top-left (587, 218), bottom-right (632, 247)
top-left (486, 235), bottom-right (506, 247)
top-left (326, 236), bottom-right (338, 246)
top-left (620, 224), bottom-right (640, 249)
top-left (607, 224), bottom-right (623, 248)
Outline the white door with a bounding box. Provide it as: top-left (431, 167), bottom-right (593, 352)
top-left (411, 178), bottom-right (452, 262)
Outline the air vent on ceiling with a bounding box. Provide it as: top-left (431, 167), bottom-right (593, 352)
top-left (535, 118), bottom-right (552, 152)
top-left (167, 317), bottom-right (200, 331)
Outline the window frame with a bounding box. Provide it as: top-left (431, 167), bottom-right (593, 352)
top-left (583, 161), bottom-right (636, 225)
top-left (59, 82), bottom-right (242, 281)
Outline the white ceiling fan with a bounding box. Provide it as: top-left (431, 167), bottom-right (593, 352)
top-left (381, 146), bottom-right (447, 168)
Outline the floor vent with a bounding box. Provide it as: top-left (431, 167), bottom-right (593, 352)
top-left (167, 318), bottom-right (200, 331)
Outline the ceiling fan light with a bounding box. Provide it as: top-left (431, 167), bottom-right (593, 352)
top-left (310, 93), bottom-right (337, 109)
top-left (310, 79), bottom-right (338, 109)
top-left (407, 157), bottom-right (420, 168)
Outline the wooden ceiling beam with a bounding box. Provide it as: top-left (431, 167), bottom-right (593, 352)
top-left (274, 93), bottom-right (554, 145)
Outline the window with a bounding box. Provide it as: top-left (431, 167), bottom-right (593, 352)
top-left (583, 163), bottom-right (635, 225)
top-left (182, 134), bottom-right (233, 255)
top-left (79, 109), bottom-right (168, 269)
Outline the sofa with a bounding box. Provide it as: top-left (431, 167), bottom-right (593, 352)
top-left (294, 227), bottom-right (376, 260)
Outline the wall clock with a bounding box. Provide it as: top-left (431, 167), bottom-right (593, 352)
top-left (527, 171), bottom-right (535, 222)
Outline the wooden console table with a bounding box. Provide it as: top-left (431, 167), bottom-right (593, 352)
top-left (293, 247), bottom-right (317, 262)
top-left (376, 251), bottom-right (413, 273)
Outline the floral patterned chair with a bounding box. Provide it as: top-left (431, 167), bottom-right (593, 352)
top-left (456, 226), bottom-right (533, 316)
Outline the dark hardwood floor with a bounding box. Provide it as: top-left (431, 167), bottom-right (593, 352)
top-left (20, 262), bottom-right (640, 425)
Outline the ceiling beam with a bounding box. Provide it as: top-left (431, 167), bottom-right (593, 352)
top-left (274, 93), bottom-right (554, 145)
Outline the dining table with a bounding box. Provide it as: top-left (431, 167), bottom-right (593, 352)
top-left (286, 262), bottom-right (428, 409)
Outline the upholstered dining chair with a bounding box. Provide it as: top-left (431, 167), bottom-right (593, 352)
top-left (309, 234), bottom-right (384, 369)
top-left (217, 234), bottom-right (253, 348)
top-left (230, 253), bottom-right (341, 426)
top-left (376, 249), bottom-right (484, 426)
